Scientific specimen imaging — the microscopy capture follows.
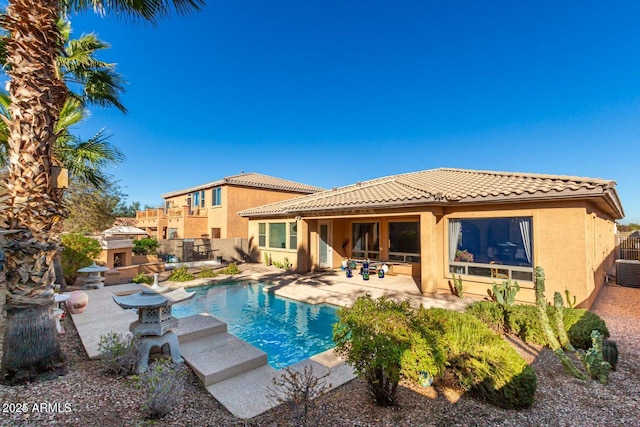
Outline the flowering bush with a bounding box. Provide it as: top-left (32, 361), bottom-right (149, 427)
top-left (455, 249), bottom-right (474, 262)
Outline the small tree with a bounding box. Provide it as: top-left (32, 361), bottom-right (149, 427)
top-left (333, 295), bottom-right (443, 406)
top-left (133, 238), bottom-right (159, 255)
top-left (61, 233), bottom-right (101, 285)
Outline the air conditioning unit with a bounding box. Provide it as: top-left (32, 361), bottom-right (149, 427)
top-left (615, 259), bottom-right (640, 288)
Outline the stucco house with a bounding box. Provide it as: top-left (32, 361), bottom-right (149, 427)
top-left (136, 172), bottom-right (324, 240)
top-left (239, 168), bottom-right (624, 308)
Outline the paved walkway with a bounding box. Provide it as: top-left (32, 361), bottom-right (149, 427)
top-left (67, 267), bottom-right (469, 418)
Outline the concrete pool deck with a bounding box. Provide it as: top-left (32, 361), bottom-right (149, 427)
top-left (67, 266), bottom-right (470, 419)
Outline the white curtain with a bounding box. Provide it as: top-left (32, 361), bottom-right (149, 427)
top-left (518, 218), bottom-right (532, 263)
top-left (449, 220), bottom-right (462, 261)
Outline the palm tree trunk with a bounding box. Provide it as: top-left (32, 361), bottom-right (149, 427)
top-left (0, 0), bottom-right (68, 383)
top-left (1, 305), bottom-right (66, 383)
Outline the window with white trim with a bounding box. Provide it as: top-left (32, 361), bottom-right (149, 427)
top-left (257, 221), bottom-right (298, 250)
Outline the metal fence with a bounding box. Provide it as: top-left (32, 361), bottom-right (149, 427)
top-left (618, 235), bottom-right (640, 260)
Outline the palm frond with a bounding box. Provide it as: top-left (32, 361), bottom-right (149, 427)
top-left (63, 0), bottom-right (204, 23)
top-left (55, 129), bottom-right (125, 188)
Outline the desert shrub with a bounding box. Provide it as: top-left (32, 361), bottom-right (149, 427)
top-left (133, 238), bottom-right (159, 255)
top-left (465, 301), bottom-right (509, 333)
top-left (267, 365), bottom-right (331, 427)
top-left (132, 272), bottom-right (153, 285)
top-left (167, 265), bottom-right (195, 282)
top-left (333, 295), bottom-right (443, 406)
top-left (506, 304), bottom-right (548, 345)
top-left (197, 267), bottom-right (218, 278)
top-left (219, 262), bottom-right (241, 275)
top-left (61, 233), bottom-right (102, 285)
top-left (137, 359), bottom-right (186, 419)
top-left (98, 332), bottom-right (144, 376)
top-left (419, 308), bottom-right (537, 409)
top-left (563, 308), bottom-right (609, 350)
top-left (467, 302), bottom-right (609, 351)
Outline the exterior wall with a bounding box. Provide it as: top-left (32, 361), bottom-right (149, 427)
top-left (138, 185), bottom-right (316, 240)
top-left (224, 186), bottom-right (311, 238)
top-left (247, 218), bottom-right (301, 269)
top-left (247, 200), bottom-right (618, 307)
top-left (437, 200), bottom-right (615, 307)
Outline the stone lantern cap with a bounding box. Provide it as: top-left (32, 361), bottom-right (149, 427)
top-left (77, 262), bottom-right (109, 273)
top-left (112, 287), bottom-right (195, 309)
top-left (113, 287), bottom-right (195, 336)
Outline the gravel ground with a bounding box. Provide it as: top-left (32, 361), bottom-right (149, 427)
top-left (0, 282), bottom-right (639, 427)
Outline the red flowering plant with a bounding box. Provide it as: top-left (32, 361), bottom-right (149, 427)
top-left (454, 249), bottom-right (474, 263)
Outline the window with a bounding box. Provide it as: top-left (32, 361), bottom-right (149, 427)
top-left (352, 222), bottom-right (380, 260)
top-left (269, 223), bottom-right (286, 249)
top-left (389, 221), bottom-right (421, 262)
top-left (448, 217), bottom-right (533, 281)
top-left (211, 228), bottom-right (221, 239)
top-left (211, 187), bottom-right (222, 206)
top-left (164, 200), bottom-right (170, 213)
top-left (168, 228), bottom-right (178, 239)
top-left (258, 222), bottom-right (298, 250)
top-left (289, 222), bottom-right (297, 250)
top-left (192, 191), bottom-right (204, 208)
top-left (200, 190), bottom-right (205, 207)
top-left (258, 223), bottom-right (266, 247)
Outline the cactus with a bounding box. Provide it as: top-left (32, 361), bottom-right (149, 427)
top-left (553, 292), bottom-right (575, 352)
top-left (450, 275), bottom-right (464, 298)
top-left (602, 340), bottom-right (619, 371)
top-left (580, 330), bottom-right (611, 384)
top-left (534, 267), bottom-right (587, 380)
top-left (492, 279), bottom-right (520, 305)
top-left (564, 289), bottom-right (576, 308)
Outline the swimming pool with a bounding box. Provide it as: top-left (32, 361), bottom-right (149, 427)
top-left (171, 281), bottom-right (338, 369)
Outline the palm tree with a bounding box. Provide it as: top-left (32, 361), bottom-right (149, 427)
top-left (0, 94), bottom-right (125, 187)
top-left (0, 0), bottom-right (203, 383)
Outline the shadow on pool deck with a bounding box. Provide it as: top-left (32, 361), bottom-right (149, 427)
top-left (67, 265), bottom-right (469, 419)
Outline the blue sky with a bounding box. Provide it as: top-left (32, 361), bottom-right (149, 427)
top-left (59, 1), bottom-right (640, 221)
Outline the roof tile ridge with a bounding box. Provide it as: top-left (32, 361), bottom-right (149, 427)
top-left (438, 167), bottom-right (612, 184)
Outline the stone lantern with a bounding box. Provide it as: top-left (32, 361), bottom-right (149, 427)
top-left (112, 282), bottom-right (195, 372)
top-left (77, 262), bottom-right (109, 289)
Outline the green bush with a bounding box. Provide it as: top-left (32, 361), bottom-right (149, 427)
top-left (61, 233), bottom-right (102, 285)
top-left (132, 273), bottom-right (153, 285)
top-left (563, 308), bottom-right (610, 350)
top-left (97, 332), bottom-right (144, 376)
top-left (465, 301), bottom-right (509, 333)
top-left (197, 267), bottom-right (218, 278)
top-left (167, 265), bottom-right (195, 282)
top-left (219, 262), bottom-right (241, 275)
top-left (467, 302), bottom-right (610, 351)
top-left (419, 308), bottom-right (537, 409)
top-left (133, 238), bottom-right (159, 255)
top-left (333, 296), bottom-right (444, 406)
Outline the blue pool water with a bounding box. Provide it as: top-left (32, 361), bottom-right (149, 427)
top-left (171, 281), bottom-right (338, 369)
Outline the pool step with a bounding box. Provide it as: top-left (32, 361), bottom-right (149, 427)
top-left (174, 314), bottom-right (227, 343)
top-left (180, 331), bottom-right (268, 386)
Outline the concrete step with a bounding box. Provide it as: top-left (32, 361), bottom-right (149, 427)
top-left (174, 314), bottom-right (227, 343)
top-left (180, 332), bottom-right (268, 386)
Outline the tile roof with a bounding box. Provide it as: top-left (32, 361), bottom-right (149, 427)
top-left (160, 172), bottom-right (324, 198)
top-left (238, 168), bottom-right (624, 219)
